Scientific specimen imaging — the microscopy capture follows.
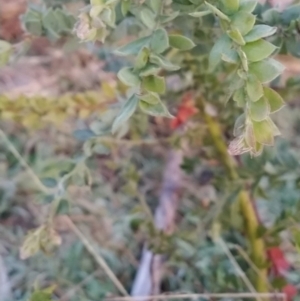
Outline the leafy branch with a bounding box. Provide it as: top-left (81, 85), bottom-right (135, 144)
top-left (191, 0), bottom-right (285, 156)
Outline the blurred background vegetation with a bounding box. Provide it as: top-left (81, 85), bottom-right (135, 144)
top-left (0, 0), bottom-right (300, 301)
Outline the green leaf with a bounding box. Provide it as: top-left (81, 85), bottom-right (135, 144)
top-left (117, 67), bottom-right (140, 87)
top-left (42, 9), bottom-right (61, 38)
top-left (209, 34), bottom-right (232, 71)
top-left (249, 59), bottom-right (285, 83)
top-left (239, 0), bottom-right (257, 12)
top-left (115, 36), bottom-right (151, 56)
top-left (139, 99), bottom-right (173, 118)
top-left (112, 94), bottom-right (139, 134)
top-left (121, 0), bottom-right (130, 16)
top-left (41, 178), bottom-right (57, 188)
top-left (139, 92), bottom-right (160, 104)
top-left (134, 47), bottom-right (150, 70)
top-left (237, 69), bottom-right (247, 80)
top-left (140, 7), bottom-right (156, 29)
top-left (293, 229), bottom-right (300, 248)
top-left (246, 75), bottom-right (263, 102)
top-left (30, 290), bottom-right (52, 301)
top-left (226, 75), bottom-right (244, 104)
top-left (245, 122), bottom-right (256, 149)
top-left (252, 142), bottom-right (264, 157)
top-left (30, 286), bottom-right (56, 301)
top-left (189, 11), bottom-right (212, 17)
top-left (139, 64), bottom-right (161, 76)
top-left (0, 40), bottom-right (12, 67)
top-left (150, 0), bottom-right (161, 14)
top-left (263, 87), bottom-right (285, 113)
top-left (230, 11), bottom-right (255, 35)
top-left (237, 49), bottom-right (248, 71)
top-left (286, 38), bottom-right (300, 58)
top-left (272, 277), bottom-right (288, 290)
top-left (249, 96), bottom-right (269, 121)
top-left (150, 28), bottom-right (169, 54)
top-left (227, 28), bottom-right (245, 45)
top-left (142, 75), bottom-right (165, 93)
top-left (256, 225), bottom-right (268, 238)
top-left (205, 2), bottom-right (230, 21)
top-left (73, 129), bottom-right (96, 142)
top-left (221, 0), bottom-right (239, 15)
top-left (244, 25), bottom-right (277, 43)
top-left (100, 7), bottom-right (116, 28)
top-left (90, 5), bottom-right (104, 19)
top-left (242, 39), bottom-right (277, 62)
top-left (21, 8), bottom-right (43, 36)
top-left (159, 11), bottom-right (179, 23)
top-left (234, 113), bottom-right (245, 137)
top-left (24, 20), bottom-right (43, 36)
top-left (233, 87), bottom-right (246, 107)
top-left (106, 0), bottom-right (118, 5)
top-left (252, 118), bottom-right (278, 145)
top-left (262, 8), bottom-right (281, 26)
top-left (169, 34), bottom-right (195, 50)
top-left (281, 4), bottom-right (300, 25)
top-left (149, 53), bottom-right (180, 71)
top-left (91, 0), bottom-right (103, 5)
top-left (267, 117), bottom-right (280, 137)
top-left (94, 27), bottom-right (108, 43)
top-left (221, 49), bottom-right (239, 64)
top-left (55, 9), bottom-right (76, 31)
top-left (56, 199), bottom-right (70, 215)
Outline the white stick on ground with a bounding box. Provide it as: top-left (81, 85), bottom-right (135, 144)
top-left (131, 150), bottom-right (183, 299)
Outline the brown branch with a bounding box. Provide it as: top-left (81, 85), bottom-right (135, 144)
top-left (196, 97), bottom-right (269, 293)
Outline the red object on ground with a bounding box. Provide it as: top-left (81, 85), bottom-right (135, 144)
top-left (267, 247), bottom-right (298, 300)
top-left (267, 247), bottom-right (290, 276)
top-left (170, 92), bottom-right (198, 129)
top-left (283, 284), bottom-right (298, 301)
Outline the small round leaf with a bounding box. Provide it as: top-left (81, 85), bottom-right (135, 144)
top-left (230, 11), bottom-right (255, 35)
top-left (169, 35), bottom-right (196, 51)
top-left (246, 75), bottom-right (263, 102)
top-left (263, 87), bottom-right (285, 113)
top-left (117, 67), bottom-right (140, 87)
top-left (249, 59), bottom-right (285, 83)
top-left (249, 96), bottom-right (270, 121)
top-left (142, 75), bottom-right (165, 93)
top-left (242, 39), bottom-right (277, 62)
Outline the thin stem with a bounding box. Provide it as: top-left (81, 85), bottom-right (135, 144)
top-left (98, 137), bottom-right (169, 147)
top-left (228, 243), bottom-right (272, 289)
top-left (64, 216), bottom-right (129, 297)
top-left (0, 129), bottom-right (50, 195)
top-left (0, 129), bottom-right (128, 296)
top-left (217, 238), bottom-right (258, 299)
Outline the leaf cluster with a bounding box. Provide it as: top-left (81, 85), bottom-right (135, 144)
top-left (21, 4), bottom-right (76, 39)
top-left (191, 0), bottom-right (285, 156)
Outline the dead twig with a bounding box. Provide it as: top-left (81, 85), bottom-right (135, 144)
top-left (217, 238), bottom-right (258, 299)
top-left (63, 216), bottom-right (129, 297)
top-left (105, 292), bottom-right (287, 301)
